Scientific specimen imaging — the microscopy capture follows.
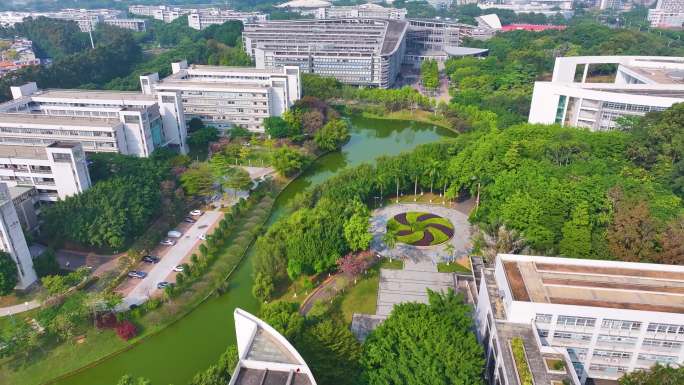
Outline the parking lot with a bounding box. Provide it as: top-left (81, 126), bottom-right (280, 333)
top-left (118, 210), bottom-right (223, 308)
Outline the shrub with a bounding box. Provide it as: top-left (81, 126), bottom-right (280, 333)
top-left (95, 312), bottom-right (118, 329)
top-left (115, 320), bottom-right (137, 341)
top-left (511, 338), bottom-right (533, 385)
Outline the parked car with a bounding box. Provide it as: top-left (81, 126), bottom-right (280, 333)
top-left (183, 217), bottom-right (196, 224)
top-left (128, 271), bottom-right (147, 279)
top-left (160, 239), bottom-right (176, 246)
top-left (173, 265), bottom-right (185, 272)
top-left (157, 281), bottom-right (172, 289)
top-left (167, 230), bottom-right (182, 238)
top-left (198, 233), bottom-right (206, 240)
top-left (142, 255), bottom-right (160, 264)
top-left (189, 209), bottom-right (202, 216)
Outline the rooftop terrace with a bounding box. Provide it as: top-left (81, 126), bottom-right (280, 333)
top-left (501, 257), bottom-right (684, 313)
top-left (0, 144), bottom-right (48, 160)
top-left (0, 113), bottom-right (121, 127)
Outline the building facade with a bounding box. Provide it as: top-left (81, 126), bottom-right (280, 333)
top-left (0, 182), bottom-right (36, 289)
top-left (141, 61), bottom-right (301, 132)
top-left (128, 5), bottom-right (191, 23)
top-left (103, 18), bottom-right (148, 32)
top-left (243, 18), bottom-right (408, 88)
top-left (0, 83), bottom-right (187, 156)
top-left (0, 142), bottom-right (91, 203)
top-left (528, 56), bottom-right (684, 131)
top-left (187, 9), bottom-right (267, 30)
top-left (475, 254), bottom-right (684, 385)
top-left (314, 4), bottom-right (407, 20)
top-left (648, 0), bottom-right (684, 28)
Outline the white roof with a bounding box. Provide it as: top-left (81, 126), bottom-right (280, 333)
top-left (276, 0), bottom-right (332, 8)
top-left (478, 13), bottom-right (502, 30)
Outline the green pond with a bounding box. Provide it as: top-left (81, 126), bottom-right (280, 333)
top-left (54, 115), bottom-right (455, 385)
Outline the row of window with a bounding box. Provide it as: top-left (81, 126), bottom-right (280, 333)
top-left (0, 127), bottom-right (115, 137)
top-left (537, 314), bottom-right (684, 335)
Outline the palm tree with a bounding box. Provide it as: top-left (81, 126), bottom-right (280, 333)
top-left (445, 243), bottom-right (455, 264)
top-left (427, 159), bottom-right (440, 196)
top-left (383, 230), bottom-right (397, 251)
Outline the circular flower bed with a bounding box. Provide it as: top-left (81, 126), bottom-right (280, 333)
top-left (386, 212), bottom-right (454, 246)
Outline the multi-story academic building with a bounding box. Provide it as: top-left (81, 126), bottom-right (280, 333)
top-left (528, 56), bottom-right (684, 131)
top-left (187, 9), bottom-right (267, 30)
top-left (0, 142), bottom-right (91, 203)
top-left (474, 254), bottom-right (684, 385)
top-left (648, 0), bottom-right (684, 28)
top-left (0, 82), bottom-right (187, 156)
top-left (314, 3), bottom-right (407, 20)
top-left (0, 182), bottom-right (36, 289)
top-left (243, 18), bottom-right (408, 88)
top-left (128, 5), bottom-right (191, 23)
top-left (141, 61), bottom-right (301, 132)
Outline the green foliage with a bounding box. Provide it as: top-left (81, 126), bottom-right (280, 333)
top-left (0, 251), bottom-right (18, 295)
top-left (511, 338), bottom-right (533, 385)
top-left (187, 126), bottom-right (220, 148)
top-left (314, 119), bottom-right (350, 151)
top-left (298, 319), bottom-right (362, 385)
top-left (259, 301), bottom-right (305, 341)
top-left (420, 59), bottom-right (439, 90)
top-left (252, 272), bottom-right (274, 302)
top-left (619, 364), bottom-right (684, 385)
top-left (343, 212), bottom-right (373, 252)
top-left (189, 344), bottom-right (238, 385)
top-left (41, 267), bottom-right (89, 296)
top-left (302, 73), bottom-right (343, 100)
top-left (188, 117), bottom-right (205, 132)
top-left (32, 249), bottom-right (60, 277)
top-left (360, 289), bottom-right (484, 385)
top-left (180, 163), bottom-right (214, 196)
top-left (116, 375), bottom-right (151, 385)
top-left (271, 146), bottom-right (310, 177)
top-left (0, 16), bottom-right (88, 58)
top-left (223, 167), bottom-right (253, 196)
top-left (264, 116), bottom-right (294, 138)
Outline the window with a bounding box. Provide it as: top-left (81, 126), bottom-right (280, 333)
top-left (647, 323), bottom-right (684, 334)
top-left (557, 316), bottom-right (596, 328)
top-left (123, 115), bottom-right (140, 124)
top-left (161, 95), bottom-right (176, 104)
top-left (642, 339), bottom-right (683, 350)
top-left (536, 314), bottom-right (553, 324)
top-left (597, 335), bottom-right (637, 347)
top-left (637, 353), bottom-right (678, 364)
top-left (538, 329), bottom-right (549, 338)
top-left (553, 331), bottom-right (592, 342)
top-left (52, 153), bottom-right (72, 163)
top-left (601, 319), bottom-right (642, 331)
top-left (593, 350), bottom-right (631, 359)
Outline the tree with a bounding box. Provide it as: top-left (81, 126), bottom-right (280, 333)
top-left (117, 375), bottom-right (152, 385)
top-left (190, 345), bottom-right (238, 385)
top-left (314, 119), bottom-right (350, 151)
top-left (383, 230), bottom-right (397, 251)
top-left (0, 251), bottom-right (18, 295)
top-left (336, 251), bottom-right (374, 278)
top-left (271, 146), bottom-right (310, 177)
top-left (33, 249), bottom-right (60, 277)
top-left (360, 289), bottom-right (484, 385)
top-left (420, 59), bottom-right (439, 91)
top-left (559, 202), bottom-right (593, 258)
top-left (299, 319), bottom-right (362, 385)
top-left (116, 320), bottom-right (137, 341)
top-left (252, 272), bottom-right (274, 302)
top-left (188, 117), bottom-right (205, 132)
top-left (180, 163), bottom-right (214, 196)
top-left (223, 167), bottom-right (252, 198)
top-left (656, 218), bottom-right (684, 265)
top-left (187, 126), bottom-right (219, 148)
top-left (607, 198), bottom-right (658, 262)
top-left (619, 364), bottom-right (684, 385)
top-left (264, 116), bottom-right (292, 138)
top-left (259, 301), bottom-right (305, 341)
top-left (343, 212), bottom-right (373, 252)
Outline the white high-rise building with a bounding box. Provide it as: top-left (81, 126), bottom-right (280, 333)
top-left (314, 4), bottom-right (407, 20)
top-left (528, 56), bottom-right (684, 131)
top-left (475, 254), bottom-right (684, 384)
top-left (128, 5), bottom-right (191, 23)
top-left (187, 9), bottom-right (267, 30)
top-left (141, 61), bottom-right (301, 132)
top-left (0, 182), bottom-right (36, 289)
top-left (0, 82), bottom-right (187, 156)
top-left (648, 0), bottom-right (684, 28)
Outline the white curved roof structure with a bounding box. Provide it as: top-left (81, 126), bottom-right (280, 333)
top-left (229, 308), bottom-right (317, 385)
top-left (276, 0), bottom-right (332, 9)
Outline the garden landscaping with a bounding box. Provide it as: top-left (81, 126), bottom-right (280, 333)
top-left (387, 212), bottom-right (454, 246)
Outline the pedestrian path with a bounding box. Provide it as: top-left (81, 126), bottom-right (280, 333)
top-left (0, 300), bottom-right (40, 317)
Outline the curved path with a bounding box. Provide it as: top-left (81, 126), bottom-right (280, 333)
top-left (370, 203), bottom-right (473, 269)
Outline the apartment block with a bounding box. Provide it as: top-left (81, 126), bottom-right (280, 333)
top-left (103, 18), bottom-right (148, 32)
top-left (0, 182), bottom-right (36, 289)
top-left (528, 56), bottom-right (684, 131)
top-left (314, 4), bottom-right (407, 20)
top-left (243, 19), bottom-right (408, 88)
top-left (0, 82), bottom-right (187, 155)
top-left (141, 61), bottom-right (301, 132)
top-left (187, 9), bottom-right (267, 30)
top-left (648, 0), bottom-right (684, 28)
top-left (0, 142), bottom-right (91, 203)
top-left (474, 254), bottom-right (684, 385)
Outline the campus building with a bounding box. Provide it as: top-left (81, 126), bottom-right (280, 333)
top-left (128, 5), bottom-right (191, 23)
top-left (102, 18), bottom-right (148, 32)
top-left (648, 0), bottom-right (684, 29)
top-left (187, 9), bottom-right (267, 30)
top-left (0, 182), bottom-right (36, 289)
top-left (0, 142), bottom-right (91, 203)
top-left (528, 56), bottom-right (684, 131)
top-left (243, 18), bottom-right (408, 88)
top-left (141, 61), bottom-right (301, 132)
top-left (0, 82), bottom-right (187, 156)
top-left (0, 9), bottom-right (148, 32)
top-left (314, 4), bottom-right (407, 20)
top-left (474, 254), bottom-right (684, 385)
top-left (275, 0), bottom-right (332, 16)
top-left (230, 308), bottom-right (317, 385)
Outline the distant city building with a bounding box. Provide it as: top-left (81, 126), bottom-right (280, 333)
top-left (0, 38), bottom-right (40, 77)
top-left (141, 61), bottom-right (301, 132)
top-left (0, 9), bottom-right (148, 32)
top-left (0, 142), bottom-right (91, 202)
top-left (0, 82), bottom-right (187, 156)
top-left (648, 0), bottom-right (684, 28)
top-left (128, 5), bottom-right (192, 23)
top-left (243, 19), bottom-right (408, 88)
top-left (0, 182), bottom-right (36, 289)
top-left (187, 9), bottom-right (268, 30)
top-left (598, 0), bottom-right (624, 10)
top-left (528, 56), bottom-right (684, 131)
top-left (315, 4), bottom-right (407, 20)
top-left (276, 0), bottom-right (333, 16)
top-left (500, 24), bottom-right (567, 32)
top-left (475, 254), bottom-right (684, 384)
top-left (103, 18), bottom-right (148, 32)
top-left (230, 308), bottom-right (317, 385)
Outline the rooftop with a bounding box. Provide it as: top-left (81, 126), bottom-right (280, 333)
top-left (32, 89), bottom-right (156, 102)
top-left (0, 144), bottom-right (48, 160)
top-left (622, 64), bottom-right (684, 84)
top-left (500, 255), bottom-right (684, 314)
top-left (276, 0), bottom-right (331, 8)
top-left (0, 113), bottom-right (121, 127)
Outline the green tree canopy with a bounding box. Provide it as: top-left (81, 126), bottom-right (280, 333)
top-left (0, 251), bottom-right (18, 295)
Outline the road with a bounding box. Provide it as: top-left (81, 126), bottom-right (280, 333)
top-left (120, 210), bottom-right (223, 309)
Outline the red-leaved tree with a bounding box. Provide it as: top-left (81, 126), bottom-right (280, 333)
top-left (115, 320), bottom-right (137, 341)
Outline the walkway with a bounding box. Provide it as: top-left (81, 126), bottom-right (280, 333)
top-left (0, 300), bottom-right (40, 316)
top-left (119, 210), bottom-right (223, 309)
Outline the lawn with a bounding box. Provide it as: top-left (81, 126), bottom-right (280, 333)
top-left (340, 271), bottom-right (379, 323)
top-left (437, 262), bottom-right (472, 274)
top-left (379, 257), bottom-right (403, 270)
top-left (387, 211), bottom-right (454, 246)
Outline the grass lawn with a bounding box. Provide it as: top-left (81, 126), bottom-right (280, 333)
top-left (359, 108), bottom-right (452, 130)
top-left (340, 271), bottom-right (379, 323)
top-left (437, 262), bottom-right (472, 274)
top-left (272, 274), bottom-right (325, 304)
top-left (379, 258), bottom-right (403, 270)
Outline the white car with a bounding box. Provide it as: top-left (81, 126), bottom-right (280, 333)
top-left (160, 239), bottom-right (176, 246)
top-left (198, 233), bottom-right (206, 240)
top-left (173, 265), bottom-right (185, 272)
top-left (167, 230), bottom-right (182, 238)
top-left (189, 209), bottom-right (202, 216)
